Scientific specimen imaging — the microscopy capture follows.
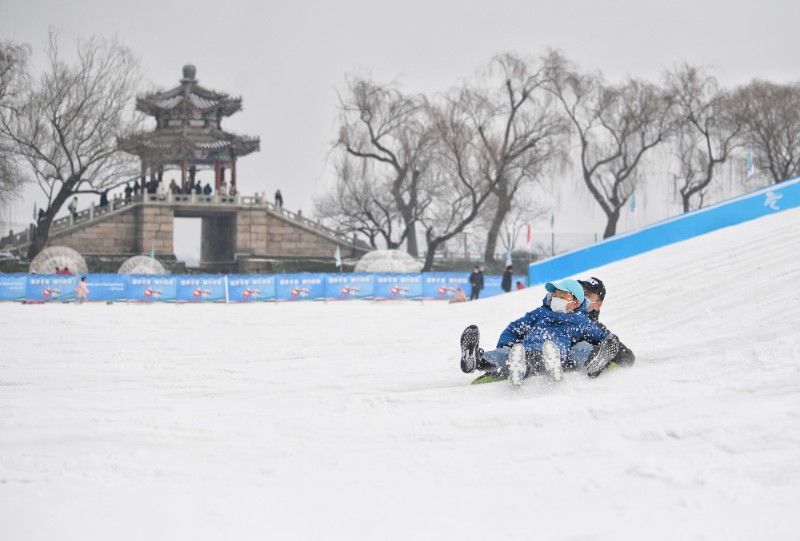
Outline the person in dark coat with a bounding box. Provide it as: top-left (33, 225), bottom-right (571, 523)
top-left (570, 277), bottom-right (635, 369)
top-left (468, 266), bottom-right (484, 300)
top-left (501, 265), bottom-right (513, 293)
top-left (203, 183), bottom-right (212, 196)
top-left (99, 190), bottom-right (109, 208)
top-left (124, 183), bottom-right (133, 202)
top-left (274, 189), bottom-right (283, 208)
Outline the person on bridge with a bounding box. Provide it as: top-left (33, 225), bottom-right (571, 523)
top-left (274, 189), bottom-right (283, 208)
top-left (124, 183), bottom-right (133, 202)
top-left (203, 183), bottom-right (212, 196)
top-left (68, 197), bottom-right (78, 219)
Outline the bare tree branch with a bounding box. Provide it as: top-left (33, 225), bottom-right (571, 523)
top-left (0, 32), bottom-right (143, 259)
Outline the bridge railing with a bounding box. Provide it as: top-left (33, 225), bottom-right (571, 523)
top-left (1, 191), bottom-right (369, 252)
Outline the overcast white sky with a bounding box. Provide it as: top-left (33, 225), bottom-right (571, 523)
top-left (1, 0), bottom-right (797, 256)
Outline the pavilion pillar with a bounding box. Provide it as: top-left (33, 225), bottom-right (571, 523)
top-left (214, 160), bottom-right (221, 191)
top-left (181, 160), bottom-right (187, 188)
top-left (231, 156), bottom-right (237, 189)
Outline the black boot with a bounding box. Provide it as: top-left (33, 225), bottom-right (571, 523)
top-left (586, 335), bottom-right (620, 378)
top-left (459, 325), bottom-right (481, 373)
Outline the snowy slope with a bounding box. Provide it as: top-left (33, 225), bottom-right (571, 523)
top-left (1, 208), bottom-right (799, 541)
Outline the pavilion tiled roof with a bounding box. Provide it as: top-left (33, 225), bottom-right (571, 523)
top-left (119, 65), bottom-right (260, 165)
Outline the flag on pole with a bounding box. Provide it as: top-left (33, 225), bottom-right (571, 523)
top-left (505, 249), bottom-right (513, 267)
top-left (526, 224), bottom-right (532, 250)
top-left (629, 191), bottom-right (637, 213)
top-left (33, 203), bottom-right (37, 221)
top-left (746, 152), bottom-right (755, 179)
top-left (334, 246), bottom-right (342, 268)
top-left (550, 213), bottom-right (554, 228)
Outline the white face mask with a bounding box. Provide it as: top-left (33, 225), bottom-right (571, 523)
top-left (550, 296), bottom-right (570, 313)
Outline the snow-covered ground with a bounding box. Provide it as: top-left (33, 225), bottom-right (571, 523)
top-left (2, 209), bottom-right (799, 540)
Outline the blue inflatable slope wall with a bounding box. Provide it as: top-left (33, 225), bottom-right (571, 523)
top-left (528, 177), bottom-right (800, 286)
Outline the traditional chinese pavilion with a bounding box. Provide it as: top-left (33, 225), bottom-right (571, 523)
top-left (119, 64), bottom-right (260, 191)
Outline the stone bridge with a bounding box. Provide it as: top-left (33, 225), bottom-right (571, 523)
top-left (0, 193), bottom-right (371, 272)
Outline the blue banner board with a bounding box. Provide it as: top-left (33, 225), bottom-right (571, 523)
top-left (373, 273), bottom-right (423, 300)
top-left (325, 273), bottom-right (375, 300)
top-left (176, 274), bottom-right (227, 302)
top-left (126, 275), bottom-right (178, 302)
top-left (0, 273), bottom-right (27, 301)
top-left (275, 273), bottom-right (326, 301)
top-left (25, 274), bottom-right (78, 302)
top-left (85, 274), bottom-right (128, 302)
top-left (422, 273), bottom-right (470, 300)
top-left (2, 271), bottom-right (526, 303)
top-left (227, 274), bottom-right (276, 302)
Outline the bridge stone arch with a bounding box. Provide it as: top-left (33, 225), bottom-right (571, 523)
top-left (0, 193), bottom-right (372, 272)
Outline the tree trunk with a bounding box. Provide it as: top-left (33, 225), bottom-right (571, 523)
top-left (399, 205), bottom-right (418, 256)
top-left (25, 183), bottom-right (74, 260)
top-left (602, 207), bottom-right (621, 239)
top-left (483, 193), bottom-right (511, 263)
top-left (421, 241), bottom-right (437, 271)
top-left (405, 221), bottom-right (419, 257)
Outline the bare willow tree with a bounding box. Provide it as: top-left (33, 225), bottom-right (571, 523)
top-left (0, 33), bottom-right (142, 259)
top-left (465, 53), bottom-right (568, 262)
top-left (0, 40), bottom-right (30, 209)
top-left (544, 51), bottom-right (673, 238)
top-left (417, 90), bottom-right (501, 271)
top-left (665, 65), bottom-right (744, 212)
top-left (314, 157), bottom-right (396, 248)
top-left (336, 77), bottom-right (436, 256)
top-left (734, 80), bottom-right (800, 184)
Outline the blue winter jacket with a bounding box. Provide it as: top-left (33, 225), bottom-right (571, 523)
top-left (496, 302), bottom-right (608, 360)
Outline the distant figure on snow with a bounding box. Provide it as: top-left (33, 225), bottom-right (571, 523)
top-left (75, 276), bottom-right (89, 303)
top-left (502, 265), bottom-right (513, 293)
top-left (468, 265), bottom-right (484, 301)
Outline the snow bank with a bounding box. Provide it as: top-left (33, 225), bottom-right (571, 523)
top-left (1, 208), bottom-right (799, 540)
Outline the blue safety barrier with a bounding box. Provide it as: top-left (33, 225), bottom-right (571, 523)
top-left (275, 273), bottom-right (327, 301)
top-left (126, 275), bottom-right (178, 302)
top-left (0, 272), bottom-right (530, 303)
top-left (373, 273), bottom-right (423, 300)
top-left (0, 273), bottom-right (27, 301)
top-left (227, 275), bottom-right (277, 302)
top-left (325, 273), bottom-right (375, 300)
top-left (422, 272), bottom-right (469, 300)
top-left (85, 274), bottom-right (128, 302)
top-left (528, 177), bottom-right (800, 287)
top-left (25, 274), bottom-right (79, 302)
top-left (176, 274), bottom-right (227, 303)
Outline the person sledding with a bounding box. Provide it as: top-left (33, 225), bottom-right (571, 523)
top-left (459, 278), bottom-right (625, 385)
top-left (568, 277), bottom-right (635, 369)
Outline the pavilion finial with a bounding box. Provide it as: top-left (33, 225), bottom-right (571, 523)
top-left (181, 64), bottom-right (197, 83)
